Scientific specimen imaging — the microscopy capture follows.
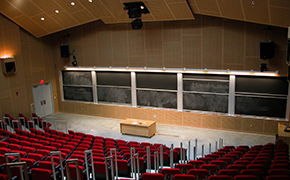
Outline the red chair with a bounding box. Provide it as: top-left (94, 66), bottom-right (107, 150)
top-left (43, 146), bottom-right (57, 151)
top-left (188, 160), bottom-right (204, 169)
top-left (206, 154), bottom-right (220, 160)
top-left (113, 159), bottom-right (131, 177)
top-left (234, 175), bottom-right (258, 180)
top-left (200, 164), bottom-right (219, 175)
top-left (36, 149), bottom-right (51, 157)
top-left (265, 175), bottom-right (290, 180)
top-left (31, 168), bottom-right (53, 180)
top-left (20, 158), bottom-right (36, 168)
top-left (142, 173), bottom-right (164, 180)
top-left (198, 157), bottom-right (212, 164)
top-left (218, 169), bottom-right (239, 179)
top-left (93, 162), bottom-right (108, 180)
top-left (268, 169), bottom-right (289, 175)
top-left (39, 161), bottom-right (58, 170)
top-left (173, 174), bottom-right (196, 180)
top-left (234, 160), bottom-right (251, 167)
top-left (22, 146), bottom-right (36, 153)
top-left (31, 143), bottom-right (44, 149)
top-left (218, 157), bottom-right (233, 165)
top-left (27, 153), bottom-right (44, 161)
top-left (241, 169), bottom-right (262, 180)
top-left (246, 164), bottom-right (265, 174)
top-left (9, 144), bottom-right (22, 150)
top-left (208, 175), bottom-right (231, 180)
top-left (175, 163), bottom-right (194, 174)
top-left (161, 168), bottom-right (181, 180)
top-left (270, 164), bottom-right (289, 170)
top-left (188, 169), bottom-right (209, 180)
top-left (210, 160), bottom-right (227, 169)
top-left (0, 142), bottom-right (8, 147)
top-left (65, 164), bottom-right (86, 180)
top-left (227, 164), bottom-right (246, 172)
top-left (224, 154), bottom-right (238, 161)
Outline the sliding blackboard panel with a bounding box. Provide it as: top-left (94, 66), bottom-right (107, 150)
top-left (96, 72), bottom-right (131, 86)
top-left (183, 74), bottom-right (229, 80)
top-left (137, 90), bottom-right (177, 109)
top-left (97, 87), bottom-right (131, 104)
top-left (62, 71), bottom-right (92, 85)
top-left (63, 86), bottom-right (93, 102)
top-left (183, 81), bottom-right (229, 93)
top-left (136, 73), bottom-right (177, 90)
top-left (183, 93), bottom-right (228, 113)
top-left (235, 96), bottom-right (287, 118)
top-left (236, 76), bottom-right (288, 95)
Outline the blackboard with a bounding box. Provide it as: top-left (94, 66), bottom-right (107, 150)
top-left (97, 87), bottom-right (131, 104)
top-left (97, 72), bottom-right (131, 86)
top-left (63, 86), bottom-right (93, 102)
top-left (236, 76), bottom-right (288, 95)
top-left (62, 71), bottom-right (92, 85)
top-left (136, 73), bottom-right (177, 90)
top-left (183, 93), bottom-right (228, 113)
top-left (137, 90), bottom-right (177, 109)
top-left (235, 96), bottom-right (287, 118)
top-left (183, 80), bottom-right (229, 93)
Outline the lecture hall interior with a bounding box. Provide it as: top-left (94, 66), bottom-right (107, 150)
top-left (0, 0), bottom-right (290, 180)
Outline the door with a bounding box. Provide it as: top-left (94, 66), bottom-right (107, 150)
top-left (33, 82), bottom-right (54, 118)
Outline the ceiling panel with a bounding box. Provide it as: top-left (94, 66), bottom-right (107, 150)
top-left (168, 2), bottom-right (195, 20)
top-left (217, 0), bottom-right (244, 20)
top-left (145, 0), bottom-right (174, 20)
top-left (194, 0), bottom-right (221, 15)
top-left (8, 0), bottom-right (42, 17)
top-left (241, 0), bottom-right (270, 24)
top-left (30, 0), bottom-right (63, 16)
top-left (71, 9), bottom-right (96, 24)
top-left (31, 13), bottom-right (63, 33)
top-left (0, 1), bottom-right (23, 19)
top-left (50, 11), bottom-right (79, 29)
top-left (1, 0), bottom-right (290, 38)
top-left (13, 15), bottom-right (48, 37)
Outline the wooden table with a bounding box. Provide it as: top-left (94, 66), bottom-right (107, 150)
top-left (120, 119), bottom-right (156, 138)
top-left (278, 122), bottom-right (290, 138)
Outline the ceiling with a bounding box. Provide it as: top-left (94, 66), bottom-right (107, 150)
top-left (0, 0), bottom-right (289, 38)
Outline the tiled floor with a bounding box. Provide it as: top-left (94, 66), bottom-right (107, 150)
top-left (45, 112), bottom-right (275, 158)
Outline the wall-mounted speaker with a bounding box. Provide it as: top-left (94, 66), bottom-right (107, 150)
top-left (60, 44), bottom-right (70, 58)
top-left (1, 57), bottom-right (16, 74)
top-left (131, 19), bottom-right (143, 29)
top-left (260, 41), bottom-right (275, 59)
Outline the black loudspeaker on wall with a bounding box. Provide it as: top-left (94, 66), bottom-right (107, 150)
top-left (60, 44), bottom-right (70, 58)
top-left (260, 41), bottom-right (275, 59)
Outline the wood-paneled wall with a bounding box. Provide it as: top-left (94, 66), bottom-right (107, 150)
top-left (54, 15), bottom-right (288, 75)
top-left (0, 14), bottom-right (58, 118)
top-left (60, 101), bottom-right (285, 135)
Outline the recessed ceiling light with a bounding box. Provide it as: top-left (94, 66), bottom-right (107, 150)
top-left (71, 2), bottom-right (75, 6)
top-left (55, 10), bottom-right (59, 13)
top-left (40, 17), bottom-right (45, 21)
top-left (88, 0), bottom-right (93, 2)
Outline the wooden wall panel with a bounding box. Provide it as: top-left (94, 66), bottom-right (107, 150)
top-left (32, 71), bottom-right (45, 85)
top-left (245, 57), bottom-right (264, 71)
top-left (164, 111), bottom-right (182, 125)
top-left (183, 112), bottom-right (202, 127)
top-left (264, 120), bottom-right (280, 134)
top-left (145, 22), bottom-right (162, 50)
top-left (87, 104), bottom-right (102, 116)
top-left (181, 18), bottom-right (201, 35)
top-left (146, 49), bottom-right (163, 67)
top-left (131, 108), bottom-right (148, 120)
top-left (83, 38), bottom-right (98, 66)
top-left (101, 105), bottom-right (116, 118)
top-left (0, 97), bottom-right (13, 117)
top-left (74, 103), bottom-right (89, 114)
top-left (183, 35), bottom-right (202, 68)
top-left (11, 87), bottom-right (29, 116)
top-left (147, 109), bottom-right (165, 123)
top-left (201, 114), bottom-right (222, 129)
top-left (221, 116), bottom-right (243, 131)
top-left (0, 70), bottom-right (11, 98)
top-left (223, 20), bottom-right (245, 64)
top-left (129, 56), bottom-right (146, 67)
top-left (163, 21), bottom-right (182, 43)
top-left (164, 43), bottom-right (182, 68)
top-left (61, 102), bottom-right (75, 113)
top-left (97, 23), bottom-right (113, 66)
top-left (241, 0), bottom-right (269, 24)
top-left (112, 24), bottom-right (129, 67)
top-left (115, 106), bottom-right (132, 119)
top-left (242, 118), bottom-right (264, 133)
top-left (245, 23), bottom-right (264, 57)
top-left (128, 29), bottom-right (145, 57)
top-left (202, 16), bottom-right (223, 69)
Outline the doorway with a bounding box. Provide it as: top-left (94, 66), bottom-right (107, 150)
top-left (32, 82), bottom-right (54, 118)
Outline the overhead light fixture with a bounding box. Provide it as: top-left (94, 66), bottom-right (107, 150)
top-left (88, 0), bottom-right (93, 2)
top-left (40, 17), bottom-right (45, 21)
top-left (71, 2), bottom-right (75, 6)
top-left (55, 10), bottom-right (59, 13)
